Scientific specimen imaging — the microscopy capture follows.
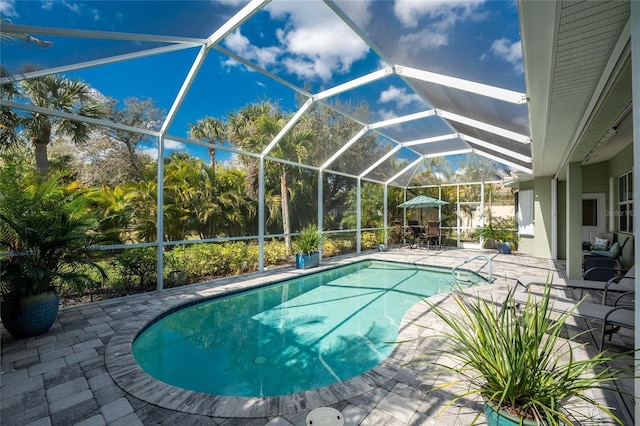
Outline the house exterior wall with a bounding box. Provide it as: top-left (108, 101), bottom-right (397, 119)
top-left (539, 144), bottom-right (634, 263)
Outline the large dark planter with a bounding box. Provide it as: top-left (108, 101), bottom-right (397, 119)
top-left (295, 252), bottom-right (320, 269)
top-left (497, 242), bottom-right (512, 254)
top-left (1, 292), bottom-right (59, 338)
top-left (484, 399), bottom-right (540, 426)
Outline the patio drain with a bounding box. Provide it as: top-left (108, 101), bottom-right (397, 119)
top-left (305, 407), bottom-right (344, 426)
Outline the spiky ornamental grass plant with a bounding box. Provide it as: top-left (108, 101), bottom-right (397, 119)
top-left (410, 284), bottom-right (635, 425)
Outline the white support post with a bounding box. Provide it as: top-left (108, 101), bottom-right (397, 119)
top-left (480, 181), bottom-right (485, 248)
top-left (258, 158), bottom-right (265, 271)
top-left (552, 178), bottom-right (558, 259)
top-left (356, 178), bottom-right (362, 253)
top-left (630, 1), bottom-right (640, 420)
top-left (456, 185), bottom-right (461, 247)
top-left (155, 136), bottom-right (165, 292)
top-left (383, 184), bottom-right (388, 246)
top-left (318, 171), bottom-right (323, 262)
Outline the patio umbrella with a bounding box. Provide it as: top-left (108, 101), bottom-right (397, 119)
top-left (398, 195), bottom-right (449, 226)
top-left (397, 195), bottom-right (448, 208)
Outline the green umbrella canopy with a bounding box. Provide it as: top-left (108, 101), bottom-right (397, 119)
top-left (397, 195), bottom-right (448, 208)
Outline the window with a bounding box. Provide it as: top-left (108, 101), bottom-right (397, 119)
top-left (618, 171), bottom-right (633, 232)
top-left (517, 189), bottom-right (534, 236)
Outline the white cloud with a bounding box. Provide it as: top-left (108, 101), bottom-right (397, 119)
top-left (393, 0), bottom-right (485, 29)
top-left (61, 1), bottom-right (80, 14)
top-left (223, 0), bottom-right (370, 82)
top-left (377, 109), bottom-right (398, 121)
top-left (164, 140), bottom-right (186, 150)
top-left (0, 0), bottom-right (18, 16)
top-left (140, 147), bottom-right (158, 160)
top-left (393, 0), bottom-right (485, 57)
top-left (379, 85), bottom-right (423, 108)
top-left (223, 29), bottom-right (282, 69)
top-left (398, 29), bottom-right (448, 52)
top-left (490, 38), bottom-right (522, 64)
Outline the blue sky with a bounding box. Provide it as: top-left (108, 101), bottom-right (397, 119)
top-left (1, 0), bottom-right (526, 176)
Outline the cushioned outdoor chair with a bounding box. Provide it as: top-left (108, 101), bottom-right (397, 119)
top-left (407, 220), bottom-right (421, 249)
top-left (517, 265), bottom-right (635, 305)
top-left (513, 290), bottom-right (634, 350)
top-left (425, 221), bottom-right (442, 250)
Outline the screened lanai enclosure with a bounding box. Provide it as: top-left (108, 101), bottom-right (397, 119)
top-left (0, 1), bottom-right (532, 293)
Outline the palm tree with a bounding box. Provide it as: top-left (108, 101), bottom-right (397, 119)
top-left (1, 74), bottom-right (105, 175)
top-left (228, 102), bottom-right (313, 250)
top-left (188, 116), bottom-right (226, 168)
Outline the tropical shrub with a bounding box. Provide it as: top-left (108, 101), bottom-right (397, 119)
top-left (115, 247), bottom-right (160, 289)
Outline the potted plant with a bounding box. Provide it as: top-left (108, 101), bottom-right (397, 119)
top-left (477, 217), bottom-right (518, 254)
top-left (411, 284), bottom-right (633, 425)
top-left (294, 225), bottom-right (324, 269)
top-left (0, 161), bottom-right (110, 338)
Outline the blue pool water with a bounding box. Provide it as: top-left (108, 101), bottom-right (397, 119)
top-left (132, 260), bottom-right (485, 397)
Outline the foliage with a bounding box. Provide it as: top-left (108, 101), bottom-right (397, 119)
top-left (0, 158), bottom-right (110, 306)
top-left (115, 247), bottom-right (160, 289)
top-left (0, 73), bottom-right (106, 175)
top-left (361, 231), bottom-right (380, 249)
top-left (476, 217), bottom-right (517, 249)
top-left (293, 225), bottom-right (324, 255)
top-left (411, 285), bottom-right (633, 425)
top-left (263, 239), bottom-right (290, 265)
top-left (322, 239), bottom-right (340, 257)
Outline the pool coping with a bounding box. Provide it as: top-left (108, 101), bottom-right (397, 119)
top-left (104, 255), bottom-right (483, 418)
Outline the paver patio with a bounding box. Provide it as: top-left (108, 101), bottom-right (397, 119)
top-left (1, 248), bottom-right (634, 425)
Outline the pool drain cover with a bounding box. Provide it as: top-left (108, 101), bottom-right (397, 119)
top-left (305, 407), bottom-right (344, 426)
top-left (253, 356), bottom-right (266, 365)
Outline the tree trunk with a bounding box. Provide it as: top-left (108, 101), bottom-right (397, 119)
top-left (208, 147), bottom-right (216, 169)
top-left (33, 119), bottom-right (51, 176)
top-left (281, 165), bottom-right (291, 252)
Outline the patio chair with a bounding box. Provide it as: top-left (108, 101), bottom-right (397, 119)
top-left (517, 265), bottom-right (635, 305)
top-left (407, 220), bottom-right (421, 249)
top-left (513, 290), bottom-right (634, 350)
top-left (425, 221), bottom-right (442, 250)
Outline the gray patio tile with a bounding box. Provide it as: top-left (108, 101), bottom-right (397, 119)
top-left (39, 346), bottom-right (74, 363)
top-left (46, 377), bottom-right (89, 403)
top-left (341, 404), bottom-right (368, 425)
top-left (107, 412), bottom-right (143, 426)
top-left (49, 398), bottom-right (101, 426)
top-left (359, 407), bottom-right (407, 426)
top-left (25, 335), bottom-right (58, 349)
top-left (43, 363), bottom-right (84, 389)
top-left (100, 397), bottom-right (134, 423)
top-left (72, 338), bottom-right (103, 352)
top-left (87, 372), bottom-right (114, 392)
top-left (72, 414), bottom-right (106, 426)
top-left (1, 389), bottom-right (48, 426)
top-left (49, 389), bottom-right (94, 413)
top-left (64, 348), bottom-right (99, 365)
top-left (13, 353), bottom-right (41, 370)
top-left (161, 412), bottom-right (217, 425)
top-left (375, 391), bottom-right (421, 423)
top-left (27, 358), bottom-right (66, 377)
top-left (0, 368), bottom-right (28, 386)
top-left (1, 375), bottom-right (44, 400)
top-left (93, 383), bottom-right (127, 406)
top-left (1, 347), bottom-right (38, 364)
top-left (265, 417), bottom-right (295, 425)
top-left (24, 417), bottom-right (52, 426)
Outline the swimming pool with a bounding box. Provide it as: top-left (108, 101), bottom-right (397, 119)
top-left (132, 260), bottom-right (485, 397)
